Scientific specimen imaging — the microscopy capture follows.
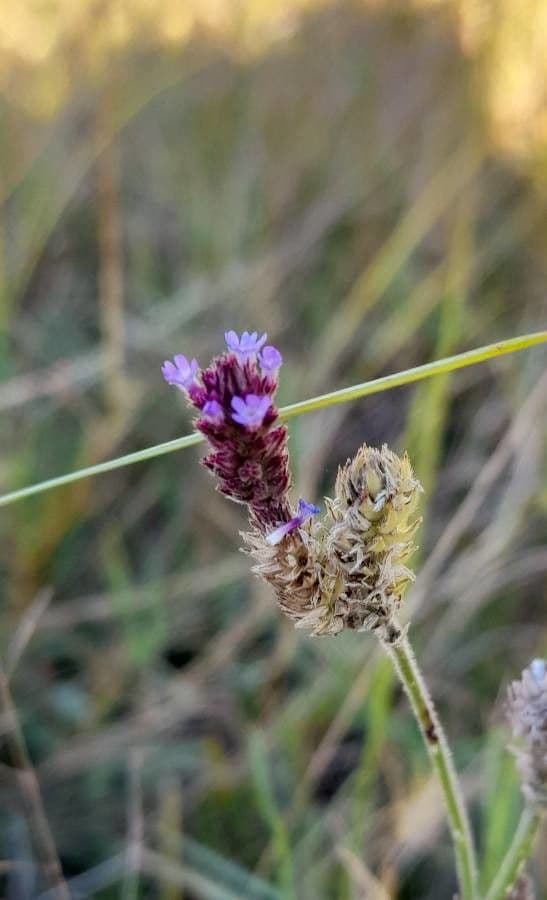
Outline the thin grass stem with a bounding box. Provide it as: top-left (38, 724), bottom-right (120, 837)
top-left (484, 807), bottom-right (542, 900)
top-left (0, 331), bottom-right (545, 508)
top-left (383, 630), bottom-right (478, 900)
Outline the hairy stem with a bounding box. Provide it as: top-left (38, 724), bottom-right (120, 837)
top-left (484, 806), bottom-right (542, 900)
top-left (382, 630), bottom-right (478, 900)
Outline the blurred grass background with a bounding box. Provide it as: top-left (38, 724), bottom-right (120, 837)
top-left (1, 1), bottom-right (547, 897)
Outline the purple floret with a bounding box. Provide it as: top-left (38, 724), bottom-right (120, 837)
top-left (231, 394), bottom-right (271, 430)
top-left (202, 400), bottom-right (225, 424)
top-left (162, 332), bottom-right (292, 532)
top-left (161, 354), bottom-right (199, 391)
top-left (225, 330), bottom-right (267, 361)
top-left (259, 346), bottom-right (283, 375)
top-left (266, 497), bottom-right (320, 546)
top-left (296, 498), bottom-right (321, 519)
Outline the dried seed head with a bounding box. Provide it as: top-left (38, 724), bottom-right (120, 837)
top-left (320, 444), bottom-right (422, 641)
top-left (243, 513), bottom-right (338, 627)
top-left (245, 443), bottom-right (422, 642)
top-left (507, 659), bottom-right (547, 807)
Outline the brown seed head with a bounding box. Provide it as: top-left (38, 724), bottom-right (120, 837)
top-left (245, 443), bottom-right (422, 642)
top-left (318, 443), bottom-right (422, 641)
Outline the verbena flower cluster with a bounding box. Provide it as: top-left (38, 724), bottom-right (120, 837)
top-left (163, 332), bottom-right (422, 642)
top-left (162, 331), bottom-right (291, 531)
top-left (507, 659), bottom-right (547, 807)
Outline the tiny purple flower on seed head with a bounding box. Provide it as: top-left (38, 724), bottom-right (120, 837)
top-left (296, 498), bottom-right (321, 519)
top-left (162, 354), bottom-right (199, 391)
top-left (231, 394), bottom-right (271, 430)
top-left (530, 659), bottom-right (547, 686)
top-left (202, 399), bottom-right (225, 425)
top-left (259, 345), bottom-right (283, 375)
top-left (266, 497), bottom-right (320, 546)
top-left (225, 330), bottom-right (267, 361)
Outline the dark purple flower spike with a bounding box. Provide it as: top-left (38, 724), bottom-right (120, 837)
top-left (266, 498), bottom-right (321, 546)
top-left (162, 331), bottom-right (294, 531)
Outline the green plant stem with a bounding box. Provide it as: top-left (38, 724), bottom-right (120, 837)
top-left (383, 630), bottom-right (478, 900)
top-left (0, 330), bottom-right (546, 508)
top-left (484, 806), bottom-right (542, 900)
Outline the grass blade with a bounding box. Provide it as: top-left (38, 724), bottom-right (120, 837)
top-left (1, 331), bottom-right (545, 508)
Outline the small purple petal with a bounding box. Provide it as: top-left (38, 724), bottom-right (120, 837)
top-left (202, 400), bottom-right (225, 424)
top-left (174, 354), bottom-right (198, 377)
top-left (224, 330), bottom-right (239, 352)
top-left (266, 520), bottom-right (299, 546)
top-left (259, 346), bottom-right (283, 374)
top-left (266, 498), bottom-right (319, 545)
top-left (530, 659), bottom-right (547, 685)
top-left (230, 396), bottom-right (247, 415)
top-left (224, 329), bottom-right (267, 361)
top-left (297, 499), bottom-right (321, 518)
top-left (162, 354), bottom-right (199, 391)
top-left (230, 394), bottom-right (271, 429)
top-left (161, 360), bottom-right (178, 382)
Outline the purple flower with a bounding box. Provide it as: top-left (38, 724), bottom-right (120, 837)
top-left (202, 400), bottom-right (225, 425)
top-left (266, 498), bottom-right (320, 546)
top-left (231, 394), bottom-right (271, 430)
top-left (163, 332), bottom-right (292, 530)
top-left (530, 659), bottom-right (547, 686)
top-left (225, 330), bottom-right (267, 361)
top-left (259, 345), bottom-right (283, 375)
top-left (162, 354), bottom-right (199, 391)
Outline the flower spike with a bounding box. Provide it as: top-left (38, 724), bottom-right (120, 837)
top-left (162, 331), bottom-right (290, 530)
top-left (162, 339), bottom-right (422, 643)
